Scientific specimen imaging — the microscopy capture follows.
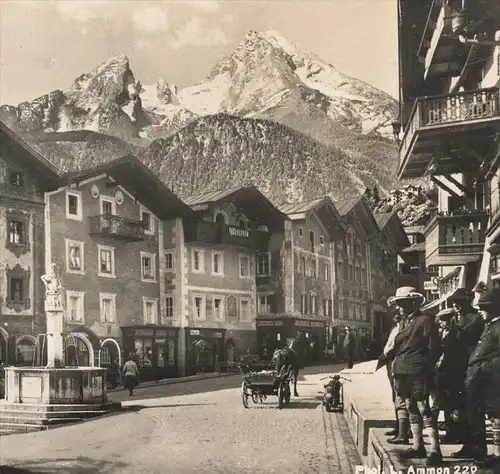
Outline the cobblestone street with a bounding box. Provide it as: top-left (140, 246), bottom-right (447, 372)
top-left (0, 365), bottom-right (361, 474)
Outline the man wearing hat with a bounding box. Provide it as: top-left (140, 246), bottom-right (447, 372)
top-left (390, 286), bottom-right (443, 466)
top-left (381, 304), bottom-right (410, 444)
top-left (453, 287), bottom-right (500, 467)
top-left (448, 289), bottom-right (484, 445)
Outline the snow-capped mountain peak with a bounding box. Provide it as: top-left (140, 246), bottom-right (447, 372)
top-left (0, 29), bottom-right (397, 142)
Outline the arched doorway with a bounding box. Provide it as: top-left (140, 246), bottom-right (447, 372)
top-left (0, 328), bottom-right (8, 364)
top-left (64, 333), bottom-right (94, 367)
top-left (15, 335), bottom-right (37, 366)
top-left (99, 338), bottom-right (122, 367)
top-left (225, 338), bottom-right (236, 365)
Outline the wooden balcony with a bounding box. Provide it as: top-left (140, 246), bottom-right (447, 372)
top-left (424, 210), bottom-right (489, 266)
top-left (398, 88), bottom-right (500, 179)
top-left (184, 220), bottom-right (270, 251)
top-left (88, 215), bottom-right (146, 242)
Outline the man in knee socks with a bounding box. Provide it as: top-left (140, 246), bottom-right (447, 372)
top-left (382, 309), bottom-right (410, 443)
top-left (389, 287), bottom-right (442, 467)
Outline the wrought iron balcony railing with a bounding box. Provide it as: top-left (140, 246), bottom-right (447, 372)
top-left (89, 214), bottom-right (146, 242)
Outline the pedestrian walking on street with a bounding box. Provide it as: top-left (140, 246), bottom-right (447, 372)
top-left (123, 354), bottom-right (139, 396)
top-left (452, 288), bottom-right (500, 468)
top-left (344, 327), bottom-right (355, 369)
top-left (390, 286), bottom-right (443, 467)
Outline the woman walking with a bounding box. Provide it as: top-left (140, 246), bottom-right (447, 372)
top-left (390, 287), bottom-right (442, 467)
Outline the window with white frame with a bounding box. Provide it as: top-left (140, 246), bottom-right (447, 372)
top-left (324, 263), bottom-right (329, 281)
top-left (239, 255), bottom-right (250, 278)
top-left (98, 245), bottom-right (115, 277)
top-left (143, 298), bottom-right (158, 324)
top-left (100, 196), bottom-right (116, 216)
top-left (212, 252), bottom-right (224, 276)
top-left (65, 239), bottom-right (84, 274)
top-left (99, 293), bottom-right (116, 323)
top-left (256, 253), bottom-right (270, 276)
top-left (301, 294), bottom-right (306, 314)
top-left (240, 299), bottom-right (251, 321)
top-left (66, 291), bottom-right (84, 322)
top-left (165, 252), bottom-right (174, 271)
top-left (192, 249), bottom-right (205, 273)
top-left (141, 252), bottom-right (156, 281)
top-left (66, 190), bottom-right (82, 220)
top-left (301, 256), bottom-right (306, 274)
top-left (213, 297), bottom-right (224, 319)
top-left (193, 295), bottom-right (206, 320)
top-left (166, 296), bottom-right (174, 318)
top-left (9, 220), bottom-right (25, 245)
top-left (258, 295), bottom-right (271, 314)
top-left (140, 206), bottom-right (155, 234)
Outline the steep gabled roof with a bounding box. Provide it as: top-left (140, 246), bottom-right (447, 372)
top-left (374, 212), bottom-right (392, 230)
top-left (279, 196), bottom-right (345, 240)
top-left (183, 186), bottom-right (246, 206)
top-left (0, 121), bottom-right (59, 188)
top-left (278, 198), bottom-right (325, 216)
top-left (376, 211), bottom-right (410, 251)
top-left (60, 154), bottom-right (192, 220)
top-left (184, 185), bottom-right (286, 230)
top-left (334, 197), bottom-right (359, 217)
top-left (335, 195), bottom-right (379, 239)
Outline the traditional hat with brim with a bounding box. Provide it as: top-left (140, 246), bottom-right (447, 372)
top-left (477, 288), bottom-right (500, 309)
top-left (387, 286), bottom-right (426, 308)
top-left (449, 288), bottom-right (474, 305)
top-left (436, 307), bottom-right (455, 323)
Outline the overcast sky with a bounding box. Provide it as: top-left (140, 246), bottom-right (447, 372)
top-left (0, 0), bottom-right (398, 105)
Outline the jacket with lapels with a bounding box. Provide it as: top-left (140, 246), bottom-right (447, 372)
top-left (392, 310), bottom-right (441, 376)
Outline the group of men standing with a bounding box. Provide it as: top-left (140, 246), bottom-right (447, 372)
top-left (379, 286), bottom-right (500, 469)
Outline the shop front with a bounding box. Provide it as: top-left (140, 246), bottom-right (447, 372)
top-left (256, 318), bottom-right (327, 362)
top-left (121, 326), bottom-right (179, 381)
top-left (185, 328), bottom-right (225, 376)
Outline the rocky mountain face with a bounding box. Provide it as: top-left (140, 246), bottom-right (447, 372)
top-left (0, 29), bottom-right (433, 225)
top-left (371, 185), bottom-right (437, 227)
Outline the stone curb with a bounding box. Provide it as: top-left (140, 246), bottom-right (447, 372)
top-left (108, 371), bottom-right (237, 393)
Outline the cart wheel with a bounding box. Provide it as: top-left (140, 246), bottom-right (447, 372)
top-left (259, 395), bottom-right (266, 403)
top-left (241, 382), bottom-right (249, 409)
top-left (252, 393), bottom-right (259, 404)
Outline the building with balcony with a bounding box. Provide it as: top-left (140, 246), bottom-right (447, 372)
top-left (167, 186), bottom-right (286, 375)
top-left (0, 122), bottom-right (59, 366)
top-left (333, 196), bottom-right (379, 356)
top-left (372, 212), bottom-right (410, 343)
top-left (254, 197), bottom-right (345, 361)
top-left (45, 155), bottom-right (191, 379)
top-left (396, 0), bottom-right (500, 309)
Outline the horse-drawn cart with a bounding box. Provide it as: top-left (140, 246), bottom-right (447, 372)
top-left (240, 361), bottom-right (292, 409)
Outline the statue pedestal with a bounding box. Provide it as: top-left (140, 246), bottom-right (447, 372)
top-left (0, 367), bottom-right (120, 433)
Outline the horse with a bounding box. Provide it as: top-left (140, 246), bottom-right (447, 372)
top-left (272, 346), bottom-right (301, 397)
